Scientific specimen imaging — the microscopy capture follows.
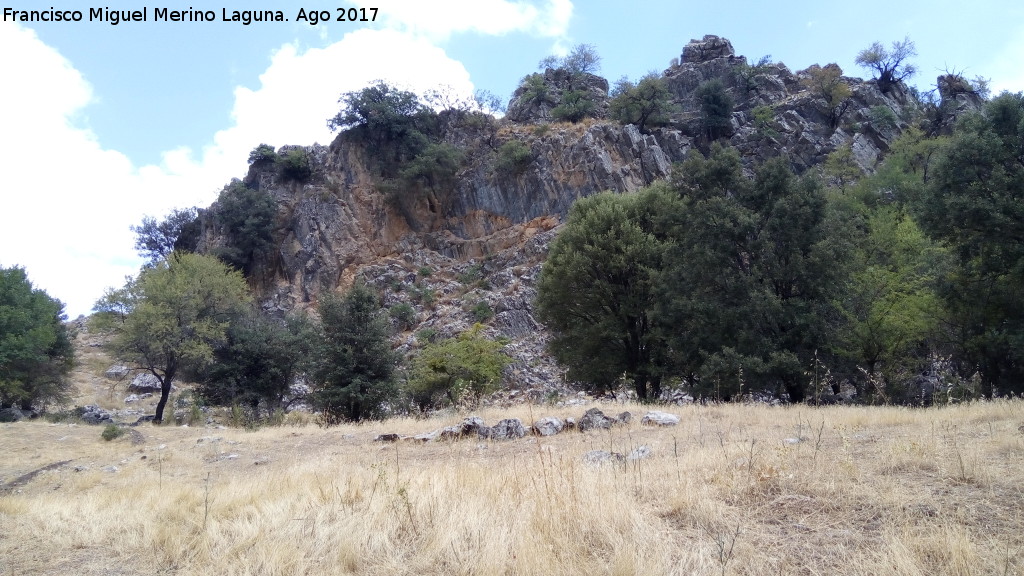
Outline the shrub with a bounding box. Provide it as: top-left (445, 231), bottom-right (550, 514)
top-left (277, 148), bottom-right (312, 183)
top-left (248, 143), bottom-right (278, 166)
top-left (101, 424), bottom-right (125, 441)
top-left (471, 300), bottom-right (494, 323)
top-left (494, 140), bottom-right (533, 178)
top-left (389, 302), bottom-right (417, 330)
top-left (405, 325), bottom-right (510, 410)
top-left (552, 90), bottom-right (597, 123)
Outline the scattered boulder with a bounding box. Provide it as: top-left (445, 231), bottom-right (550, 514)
top-left (128, 373), bottom-right (161, 394)
top-left (627, 445), bottom-right (652, 461)
top-left (79, 405), bottom-right (113, 425)
top-left (375, 433), bottom-right (401, 443)
top-left (0, 407), bottom-right (33, 423)
top-left (616, 411), bottom-right (632, 424)
top-left (131, 415), bottom-right (156, 426)
top-left (532, 417), bottom-right (565, 436)
top-left (482, 418), bottom-right (526, 440)
top-left (578, 408), bottom-right (617, 432)
top-left (104, 365), bottom-right (130, 380)
top-left (583, 450), bottom-right (624, 465)
top-left (123, 394), bottom-right (140, 404)
top-left (641, 411), bottom-right (680, 426)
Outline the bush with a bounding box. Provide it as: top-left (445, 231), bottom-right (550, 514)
top-left (389, 302), bottom-right (417, 330)
top-left (248, 143), bottom-right (278, 166)
top-left (471, 300), bottom-right (494, 323)
top-left (697, 79), bottom-right (734, 139)
top-left (551, 90), bottom-right (597, 123)
top-left (277, 148), bottom-right (312, 183)
top-left (405, 325), bottom-right (510, 410)
top-left (101, 424), bottom-right (125, 441)
top-left (494, 140), bottom-right (533, 179)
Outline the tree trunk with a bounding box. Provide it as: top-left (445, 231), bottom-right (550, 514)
top-left (154, 370), bottom-right (175, 424)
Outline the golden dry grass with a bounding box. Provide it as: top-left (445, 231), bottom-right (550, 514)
top-left (2, 401), bottom-right (1023, 575)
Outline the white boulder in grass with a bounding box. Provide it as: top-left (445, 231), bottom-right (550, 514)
top-left (641, 411), bottom-right (680, 426)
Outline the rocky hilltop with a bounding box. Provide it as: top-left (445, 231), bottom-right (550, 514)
top-left (193, 35), bottom-right (979, 397)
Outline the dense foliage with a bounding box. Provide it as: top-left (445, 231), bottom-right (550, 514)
top-left (0, 267), bottom-right (74, 410)
top-left (94, 252), bottom-right (252, 423)
top-left (212, 180), bottom-right (277, 276)
top-left (609, 73), bottom-right (676, 133)
top-left (310, 282), bottom-right (398, 423)
top-left (131, 207), bottom-right (200, 263)
top-left (405, 325), bottom-right (510, 410)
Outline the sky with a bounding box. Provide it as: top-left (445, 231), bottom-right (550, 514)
top-left (2, 0), bottom-right (1023, 318)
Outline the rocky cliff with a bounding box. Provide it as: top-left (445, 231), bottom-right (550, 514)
top-left (195, 35), bottom-right (979, 398)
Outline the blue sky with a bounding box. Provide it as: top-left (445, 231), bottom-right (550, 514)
top-left (2, 0), bottom-right (1022, 317)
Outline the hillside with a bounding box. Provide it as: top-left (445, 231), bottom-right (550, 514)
top-left (187, 35), bottom-right (984, 400)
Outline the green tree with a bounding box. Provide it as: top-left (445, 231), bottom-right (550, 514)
top-left (248, 143), bottom-right (278, 166)
top-left (855, 37), bottom-right (917, 94)
top-left (536, 184), bottom-right (679, 400)
top-left (196, 309), bottom-right (314, 416)
top-left (131, 207), bottom-right (200, 263)
top-left (276, 148), bottom-right (312, 183)
top-left (494, 139), bottom-right (534, 179)
top-left (801, 64), bottom-right (852, 130)
top-left (327, 81), bottom-right (435, 176)
top-left (696, 79), bottom-right (734, 140)
top-left (311, 282), bottom-right (398, 423)
top-left (551, 89), bottom-right (597, 123)
top-left (0, 267), bottom-right (74, 411)
top-left (94, 253), bottom-right (251, 423)
top-left (213, 180), bottom-right (277, 276)
top-left (609, 73), bottom-right (676, 133)
top-left (663, 146), bottom-right (849, 401)
top-left (405, 325), bottom-right (510, 410)
top-left (915, 92), bottom-right (1024, 396)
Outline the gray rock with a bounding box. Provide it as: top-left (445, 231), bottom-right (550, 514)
top-left (79, 405), bottom-right (113, 425)
top-left (128, 373), bottom-right (161, 393)
top-left (374, 433), bottom-right (401, 443)
top-left (641, 411), bottom-right (680, 426)
top-left (104, 365), bottom-right (130, 380)
top-left (0, 407), bottom-right (31, 422)
top-left (627, 445), bottom-right (652, 461)
top-left (532, 416), bottom-right (564, 436)
top-left (681, 34), bottom-right (736, 64)
top-left (583, 450), bottom-right (624, 465)
top-left (616, 411), bottom-right (632, 424)
top-left (123, 394), bottom-right (140, 404)
top-left (578, 408), bottom-right (616, 432)
top-left (482, 418), bottom-right (527, 440)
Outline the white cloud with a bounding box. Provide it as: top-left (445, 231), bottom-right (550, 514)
top-left (351, 0), bottom-right (573, 41)
top-left (0, 22), bottom-right (477, 317)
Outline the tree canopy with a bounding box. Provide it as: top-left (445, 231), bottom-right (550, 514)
top-left (0, 267), bottom-right (74, 410)
top-left (609, 73), bottom-right (676, 133)
top-left (94, 252), bottom-right (251, 423)
top-left (855, 37), bottom-right (917, 94)
top-left (310, 282), bottom-right (398, 423)
top-left (536, 184), bottom-right (678, 400)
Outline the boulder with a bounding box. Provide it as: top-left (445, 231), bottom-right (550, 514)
top-left (583, 450), bottom-right (624, 465)
top-left (128, 373), bottom-right (161, 393)
top-left (374, 433), bottom-right (401, 443)
top-left (641, 411), bottom-right (680, 426)
top-left (482, 418), bottom-right (526, 440)
top-left (627, 445), bottom-right (652, 461)
top-left (616, 411), bottom-right (632, 424)
top-left (578, 408), bottom-right (616, 432)
top-left (104, 365), bottom-right (130, 380)
top-left (532, 416), bottom-right (565, 436)
top-left (79, 405), bottom-right (113, 425)
top-left (0, 407), bottom-right (31, 422)
top-left (681, 35), bottom-right (736, 64)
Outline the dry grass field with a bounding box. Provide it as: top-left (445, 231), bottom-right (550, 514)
top-left (2, 399), bottom-right (1023, 575)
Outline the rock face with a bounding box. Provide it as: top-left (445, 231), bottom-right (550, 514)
top-left (681, 35), bottom-right (736, 63)
top-left (189, 36), bottom-right (972, 404)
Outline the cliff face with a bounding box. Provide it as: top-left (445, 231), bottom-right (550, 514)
top-left (195, 35), bottom-right (979, 396)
